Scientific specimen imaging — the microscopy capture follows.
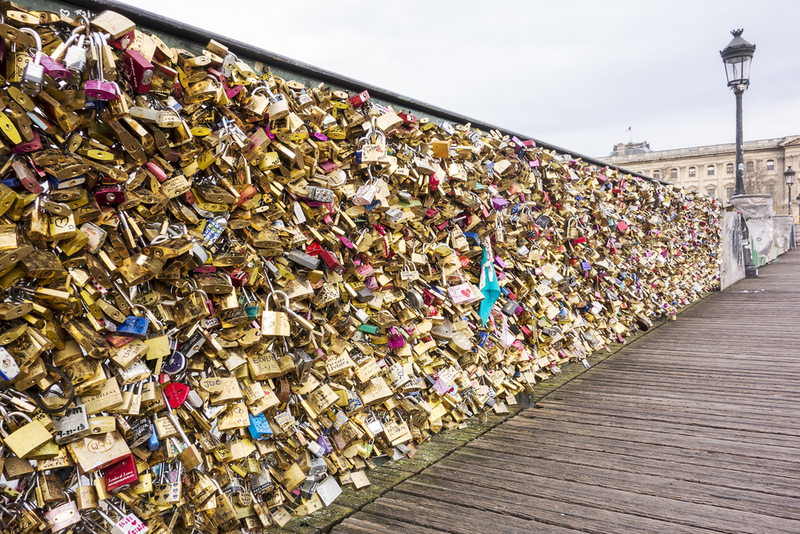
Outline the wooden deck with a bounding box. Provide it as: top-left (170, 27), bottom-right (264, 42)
top-left (331, 250), bottom-right (800, 534)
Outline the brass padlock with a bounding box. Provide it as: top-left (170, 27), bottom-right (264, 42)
top-left (261, 292), bottom-right (291, 337)
top-left (1, 411), bottom-right (54, 459)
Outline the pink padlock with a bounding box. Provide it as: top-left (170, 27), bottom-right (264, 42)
top-left (84, 34), bottom-right (118, 101)
top-left (355, 263), bottom-right (374, 280)
top-left (146, 161), bottom-right (167, 182)
top-left (365, 276), bottom-right (379, 292)
top-left (318, 160), bottom-right (338, 173)
top-left (40, 55), bottom-right (70, 80)
top-left (12, 131), bottom-right (42, 153)
top-left (85, 78), bottom-right (117, 100)
top-left (387, 327), bottom-right (405, 349)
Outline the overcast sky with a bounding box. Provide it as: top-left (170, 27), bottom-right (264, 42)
top-left (117, 0), bottom-right (800, 159)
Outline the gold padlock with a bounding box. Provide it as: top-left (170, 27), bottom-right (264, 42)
top-left (261, 292), bottom-right (291, 337)
top-left (1, 411), bottom-right (54, 459)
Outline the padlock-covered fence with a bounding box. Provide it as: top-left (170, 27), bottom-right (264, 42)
top-left (0, 0), bottom-right (721, 531)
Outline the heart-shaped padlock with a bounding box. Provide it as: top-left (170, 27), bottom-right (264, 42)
top-left (164, 382), bottom-right (190, 408)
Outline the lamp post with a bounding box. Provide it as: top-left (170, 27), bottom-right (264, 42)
top-left (720, 29), bottom-right (756, 197)
top-left (785, 166), bottom-right (795, 217)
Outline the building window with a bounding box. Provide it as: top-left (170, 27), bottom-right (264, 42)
top-left (670, 168), bottom-right (678, 180)
top-left (766, 159), bottom-right (775, 171)
top-left (746, 161), bottom-right (754, 173)
top-left (707, 165), bottom-right (715, 176)
top-left (688, 167), bottom-right (696, 177)
top-left (726, 186), bottom-right (734, 200)
top-left (726, 163), bottom-right (734, 174)
top-left (652, 170), bottom-right (660, 179)
top-left (707, 187), bottom-right (716, 198)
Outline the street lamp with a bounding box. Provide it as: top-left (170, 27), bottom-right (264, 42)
top-left (720, 29), bottom-right (756, 197)
top-left (785, 166), bottom-right (795, 216)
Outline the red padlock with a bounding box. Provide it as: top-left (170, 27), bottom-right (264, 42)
top-left (429, 173), bottom-right (440, 191)
top-left (164, 382), bottom-right (190, 408)
top-left (12, 160), bottom-right (42, 194)
top-left (398, 112), bottom-right (418, 126)
top-left (349, 90), bottom-right (370, 107)
top-left (95, 187), bottom-right (126, 205)
top-left (318, 160), bottom-right (338, 173)
top-left (122, 49), bottom-right (154, 93)
top-left (103, 454), bottom-right (139, 492)
top-left (230, 269), bottom-right (250, 287)
top-left (320, 250), bottom-right (344, 274)
top-left (108, 29), bottom-right (136, 50)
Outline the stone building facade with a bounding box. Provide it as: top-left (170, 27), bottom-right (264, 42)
top-left (603, 136), bottom-right (800, 217)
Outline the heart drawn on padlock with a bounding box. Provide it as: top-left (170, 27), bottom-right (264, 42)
top-left (461, 288), bottom-right (472, 297)
top-left (164, 383), bottom-right (190, 408)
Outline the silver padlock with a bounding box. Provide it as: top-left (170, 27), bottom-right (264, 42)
top-left (305, 186), bottom-right (335, 203)
top-left (404, 288), bottom-right (424, 310)
top-left (299, 479), bottom-right (318, 499)
top-left (307, 457), bottom-right (327, 478)
top-left (0, 346), bottom-right (20, 381)
top-left (19, 28), bottom-right (44, 95)
top-left (285, 250), bottom-right (320, 270)
top-left (384, 207), bottom-right (403, 223)
top-left (352, 305), bottom-right (370, 324)
top-left (54, 405), bottom-right (91, 444)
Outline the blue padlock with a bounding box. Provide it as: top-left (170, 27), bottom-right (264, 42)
top-left (248, 413), bottom-right (273, 440)
top-left (464, 232), bottom-right (481, 245)
top-left (83, 97), bottom-right (107, 111)
top-left (47, 174), bottom-right (86, 190)
top-left (477, 331), bottom-right (489, 347)
top-left (148, 423), bottom-right (160, 451)
top-left (355, 149), bottom-right (363, 164)
top-left (0, 178), bottom-right (21, 189)
top-left (117, 316), bottom-right (150, 338)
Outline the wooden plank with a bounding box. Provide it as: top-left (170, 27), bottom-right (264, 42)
top-left (518, 410), bottom-right (800, 447)
top-left (476, 425), bottom-right (800, 481)
top-left (361, 493), bottom-right (582, 533)
top-left (332, 512), bottom-right (450, 534)
top-left (498, 419), bottom-right (800, 462)
top-left (395, 476), bottom-right (717, 534)
top-left (467, 438), bottom-right (800, 498)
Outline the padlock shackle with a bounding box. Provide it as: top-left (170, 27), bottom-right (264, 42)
top-left (18, 28), bottom-right (41, 62)
top-left (88, 33), bottom-right (102, 81)
top-left (252, 83), bottom-right (276, 103)
top-left (159, 389), bottom-right (191, 445)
